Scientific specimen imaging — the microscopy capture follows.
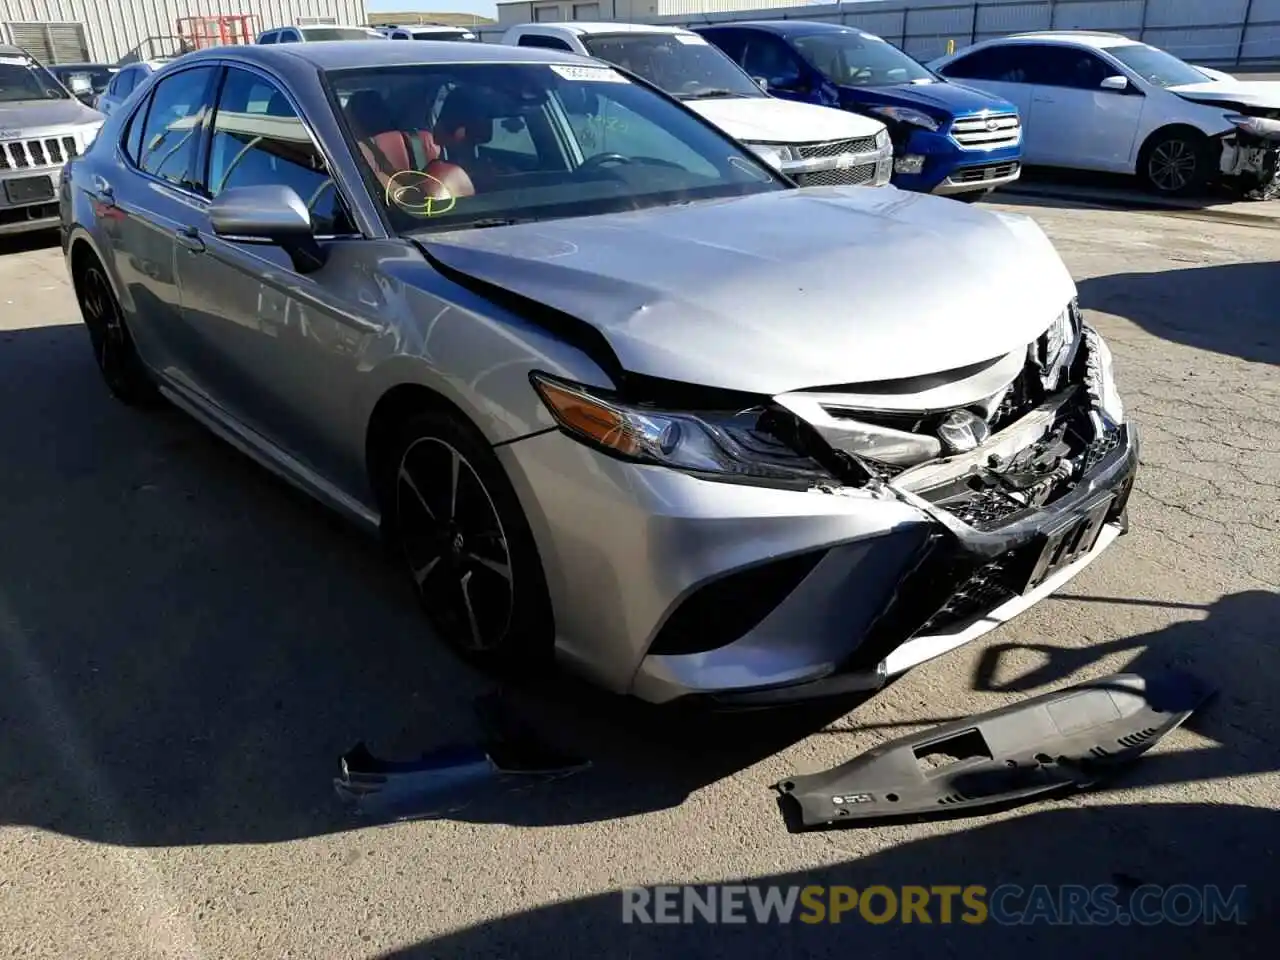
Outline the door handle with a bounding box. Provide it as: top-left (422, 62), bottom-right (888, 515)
top-left (176, 225), bottom-right (205, 254)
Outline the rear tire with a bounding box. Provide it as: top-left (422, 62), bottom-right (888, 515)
top-left (73, 251), bottom-right (162, 407)
top-left (1140, 129), bottom-right (1213, 196)
top-left (382, 409), bottom-right (555, 674)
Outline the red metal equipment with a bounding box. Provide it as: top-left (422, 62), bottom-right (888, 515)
top-left (174, 14), bottom-right (259, 51)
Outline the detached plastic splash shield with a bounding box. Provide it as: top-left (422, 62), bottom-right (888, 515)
top-left (774, 670), bottom-right (1213, 831)
top-left (333, 692), bottom-right (591, 821)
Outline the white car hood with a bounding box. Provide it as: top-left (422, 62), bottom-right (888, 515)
top-left (1170, 79), bottom-right (1280, 109)
top-left (418, 187), bottom-right (1076, 395)
top-left (684, 95), bottom-right (884, 144)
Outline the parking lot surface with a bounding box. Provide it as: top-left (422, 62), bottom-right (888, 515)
top-left (0, 196), bottom-right (1276, 958)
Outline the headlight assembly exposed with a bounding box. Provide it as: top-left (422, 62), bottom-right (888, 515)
top-left (1083, 326), bottom-right (1125, 426)
top-left (530, 374), bottom-right (833, 486)
top-left (868, 105), bottom-right (940, 132)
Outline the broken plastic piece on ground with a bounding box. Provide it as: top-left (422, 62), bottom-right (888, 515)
top-left (334, 693), bottom-right (591, 821)
top-left (774, 669), bottom-right (1213, 832)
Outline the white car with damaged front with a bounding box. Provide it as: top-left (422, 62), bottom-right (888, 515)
top-left (930, 32), bottom-right (1280, 195)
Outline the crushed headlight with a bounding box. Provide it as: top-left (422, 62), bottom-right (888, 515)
top-left (1226, 113), bottom-right (1280, 140)
top-left (742, 142), bottom-right (802, 171)
top-left (1083, 326), bottom-right (1124, 426)
top-left (868, 105), bottom-right (940, 132)
top-left (530, 374), bottom-right (832, 486)
top-left (1035, 300), bottom-right (1080, 392)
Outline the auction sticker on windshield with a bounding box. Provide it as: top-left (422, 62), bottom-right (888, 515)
top-left (550, 64), bottom-right (627, 83)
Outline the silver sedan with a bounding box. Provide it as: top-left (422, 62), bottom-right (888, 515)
top-left (59, 41), bottom-right (1137, 706)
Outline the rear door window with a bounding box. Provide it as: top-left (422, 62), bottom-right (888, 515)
top-left (136, 65), bottom-right (220, 190)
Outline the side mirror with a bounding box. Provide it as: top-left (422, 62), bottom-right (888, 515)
top-left (209, 184), bottom-right (326, 273)
top-left (1100, 75), bottom-right (1129, 92)
top-left (753, 76), bottom-right (768, 91)
top-left (769, 75), bottom-right (808, 94)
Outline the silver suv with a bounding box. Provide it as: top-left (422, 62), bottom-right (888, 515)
top-left (0, 44), bottom-right (104, 236)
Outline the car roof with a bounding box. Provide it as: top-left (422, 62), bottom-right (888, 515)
top-left (49, 61), bottom-right (114, 69)
top-left (516, 21), bottom-right (694, 36)
top-left (986, 31), bottom-right (1141, 49)
top-left (702, 20), bottom-right (864, 37)
top-left (0, 43), bottom-right (30, 57)
top-left (170, 39), bottom-right (588, 72)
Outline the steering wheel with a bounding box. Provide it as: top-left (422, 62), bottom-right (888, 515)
top-left (578, 153), bottom-right (632, 173)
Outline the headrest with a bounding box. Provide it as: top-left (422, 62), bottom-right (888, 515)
top-left (434, 86), bottom-right (497, 147)
top-left (344, 89), bottom-right (396, 137)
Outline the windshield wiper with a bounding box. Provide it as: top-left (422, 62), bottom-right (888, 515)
top-left (677, 88), bottom-right (740, 100)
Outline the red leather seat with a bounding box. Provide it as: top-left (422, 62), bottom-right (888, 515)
top-left (343, 90), bottom-right (475, 202)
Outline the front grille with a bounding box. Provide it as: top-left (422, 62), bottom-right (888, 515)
top-left (950, 113), bottom-right (1021, 149)
top-left (797, 136), bottom-right (878, 160)
top-left (794, 163), bottom-right (878, 187)
top-left (0, 135), bottom-right (79, 171)
top-left (917, 561), bottom-right (1019, 635)
top-left (949, 161), bottom-right (1020, 184)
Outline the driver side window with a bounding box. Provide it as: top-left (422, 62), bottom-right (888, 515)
top-left (741, 35), bottom-right (804, 88)
top-left (207, 67), bottom-right (355, 236)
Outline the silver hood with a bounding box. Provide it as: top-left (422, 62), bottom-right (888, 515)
top-left (0, 97), bottom-right (103, 131)
top-left (420, 187), bottom-right (1076, 395)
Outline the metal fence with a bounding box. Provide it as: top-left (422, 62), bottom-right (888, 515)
top-left (476, 0), bottom-right (1280, 66)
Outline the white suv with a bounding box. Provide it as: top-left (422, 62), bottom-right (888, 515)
top-left (930, 31), bottom-right (1280, 195)
top-left (500, 22), bottom-right (893, 188)
top-left (379, 24), bottom-right (478, 42)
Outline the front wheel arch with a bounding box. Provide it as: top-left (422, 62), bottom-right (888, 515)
top-left (1136, 124), bottom-right (1217, 195)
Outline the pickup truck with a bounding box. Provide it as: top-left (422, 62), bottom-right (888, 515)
top-left (498, 22), bottom-right (893, 188)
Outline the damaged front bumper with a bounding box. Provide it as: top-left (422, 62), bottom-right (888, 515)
top-left (500, 323), bottom-right (1137, 707)
top-left (1217, 113), bottom-right (1280, 197)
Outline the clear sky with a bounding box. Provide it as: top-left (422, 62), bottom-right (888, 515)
top-left (367, 0), bottom-right (499, 18)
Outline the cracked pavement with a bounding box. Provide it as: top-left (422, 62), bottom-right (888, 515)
top-left (0, 199), bottom-right (1276, 959)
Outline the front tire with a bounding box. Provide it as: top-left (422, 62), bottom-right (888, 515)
top-left (385, 410), bottom-right (554, 673)
top-left (73, 252), bottom-right (161, 406)
top-left (1140, 130), bottom-right (1213, 196)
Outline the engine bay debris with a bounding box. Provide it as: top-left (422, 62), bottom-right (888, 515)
top-left (333, 691), bottom-right (591, 821)
top-left (773, 669), bottom-right (1213, 832)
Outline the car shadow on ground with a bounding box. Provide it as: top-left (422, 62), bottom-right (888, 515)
top-left (0, 230), bottom-right (61, 256)
top-left (0, 324), bottom-right (1275, 850)
top-left (1076, 260), bottom-right (1280, 365)
top-left (1010, 166), bottom-right (1273, 208)
top-left (381, 594), bottom-right (1279, 959)
top-left (0, 321), bottom-right (871, 847)
top-left (377, 803), bottom-right (1274, 959)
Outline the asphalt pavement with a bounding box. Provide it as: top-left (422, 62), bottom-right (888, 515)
top-left (0, 194), bottom-right (1275, 958)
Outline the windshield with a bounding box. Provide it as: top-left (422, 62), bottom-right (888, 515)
top-left (792, 30), bottom-right (935, 87)
top-left (581, 33), bottom-right (763, 99)
top-left (0, 55), bottom-right (69, 102)
top-left (328, 62), bottom-right (781, 234)
top-left (304, 27), bottom-right (380, 41)
top-left (413, 30), bottom-right (475, 41)
top-left (1106, 43), bottom-right (1207, 88)
top-left (51, 66), bottom-right (115, 93)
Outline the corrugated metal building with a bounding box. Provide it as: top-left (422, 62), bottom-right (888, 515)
top-left (495, 0), bottom-right (821, 29)
top-left (0, 0), bottom-right (366, 64)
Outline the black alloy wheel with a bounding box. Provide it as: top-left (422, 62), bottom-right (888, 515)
top-left (388, 412), bottom-right (553, 671)
top-left (75, 258), bottom-right (161, 406)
